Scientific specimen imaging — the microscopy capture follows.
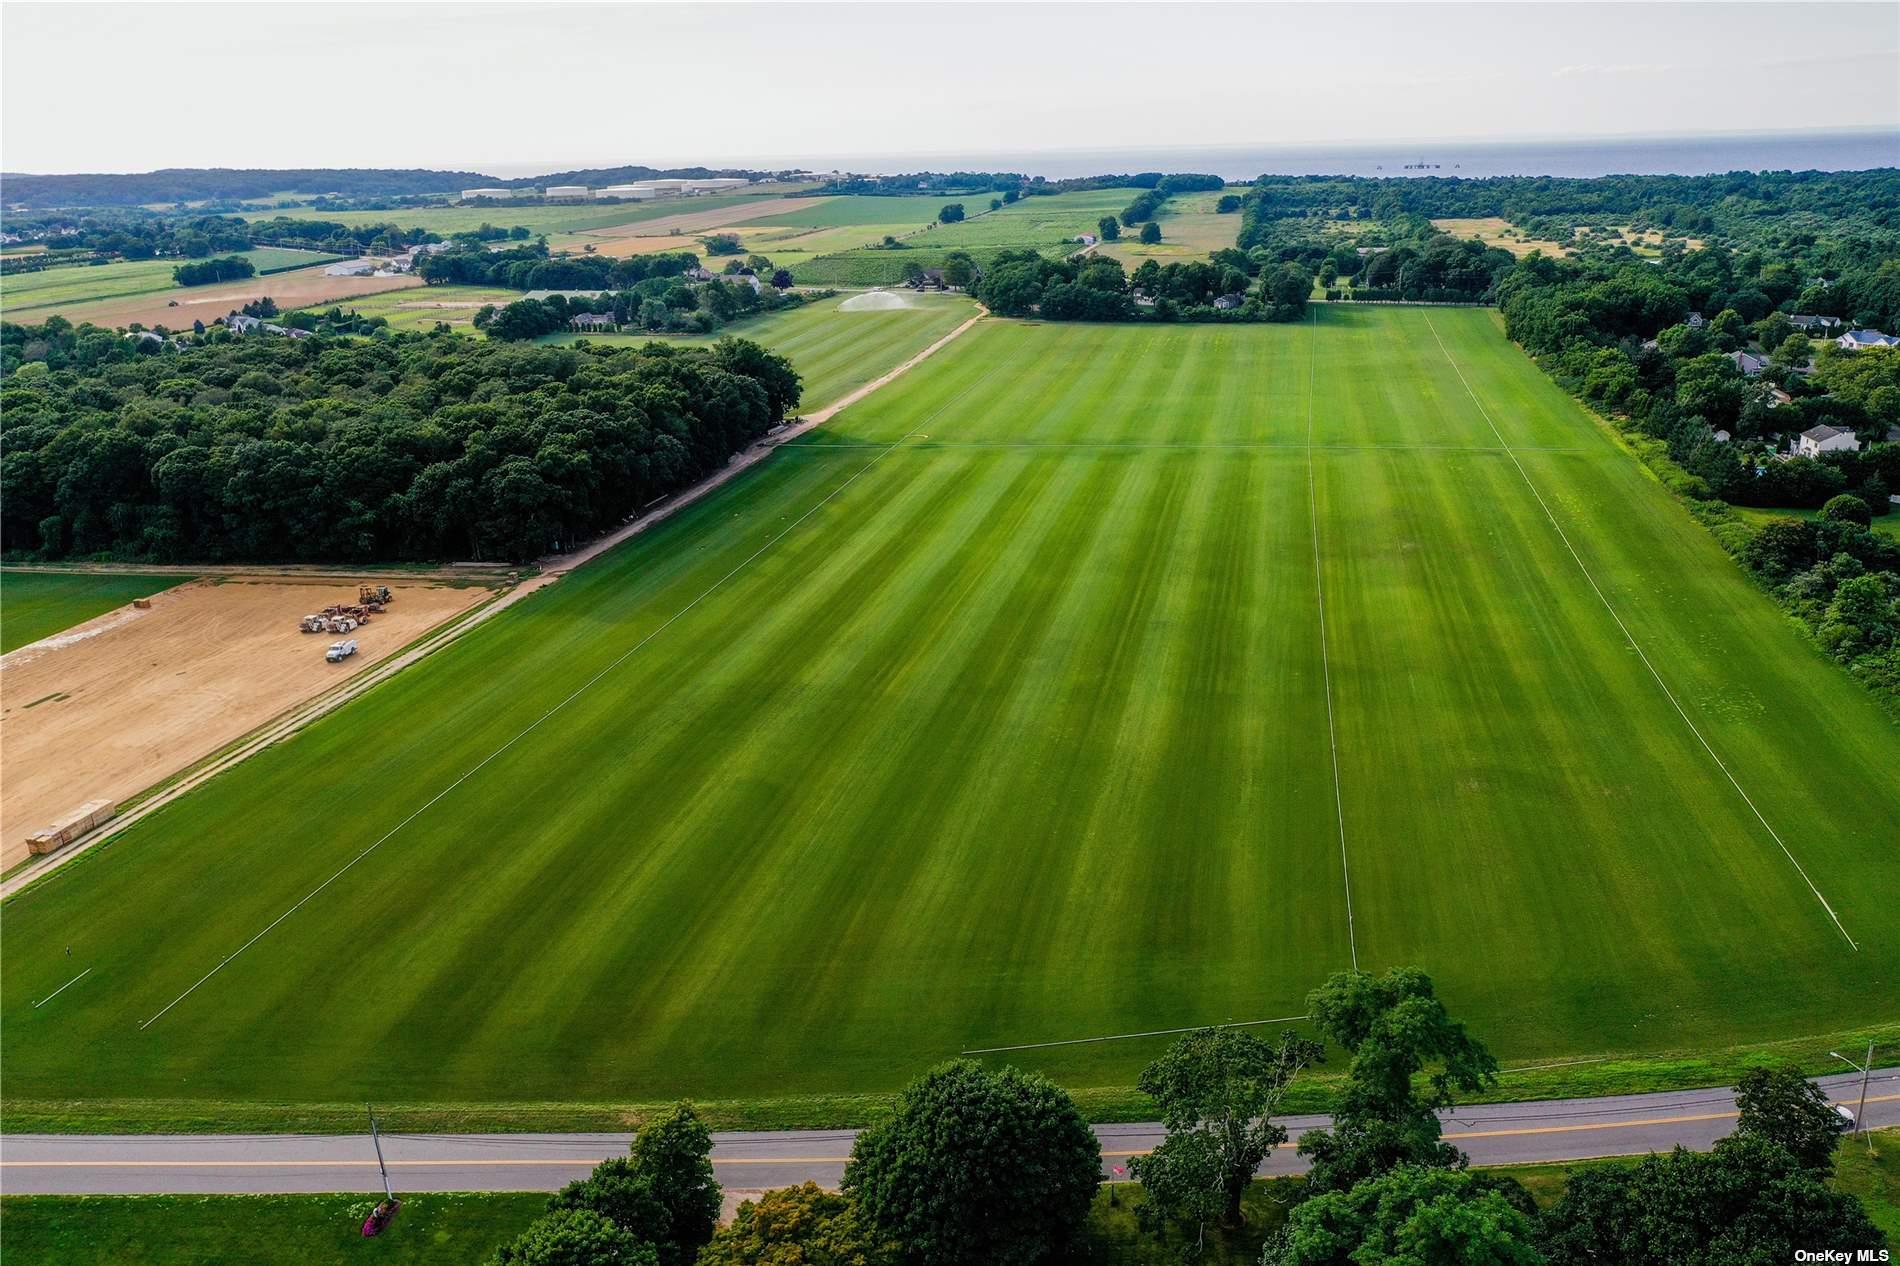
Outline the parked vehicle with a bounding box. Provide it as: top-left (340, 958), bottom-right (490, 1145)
top-left (325, 639), bottom-right (358, 663)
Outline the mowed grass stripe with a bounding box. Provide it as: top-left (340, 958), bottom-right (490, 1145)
top-left (1419, 309), bottom-right (1854, 947)
top-left (4, 310), bottom-right (1897, 1116)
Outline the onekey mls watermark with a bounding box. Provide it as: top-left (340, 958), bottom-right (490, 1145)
top-left (1794, 1251), bottom-right (1890, 1263)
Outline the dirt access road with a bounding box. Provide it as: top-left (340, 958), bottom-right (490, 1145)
top-left (0, 577), bottom-right (486, 867)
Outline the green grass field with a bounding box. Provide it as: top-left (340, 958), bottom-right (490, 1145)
top-left (787, 189), bottom-right (1134, 285)
top-left (0, 572), bottom-right (184, 653)
top-left (1734, 504), bottom-right (1900, 539)
top-left (249, 192), bottom-right (784, 239)
top-left (541, 293), bottom-right (978, 410)
top-left (295, 284), bottom-right (521, 334)
top-left (1, 248), bottom-right (341, 318)
top-left (3, 308), bottom-right (1895, 1127)
top-left (0, 1192), bottom-right (546, 1266)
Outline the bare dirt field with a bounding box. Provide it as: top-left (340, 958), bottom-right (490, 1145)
top-left (0, 577), bottom-right (488, 867)
top-left (50, 273), bottom-right (425, 331)
top-left (574, 196), bottom-right (832, 255)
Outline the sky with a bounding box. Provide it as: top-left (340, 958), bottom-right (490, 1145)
top-left (3, 1), bottom-right (1897, 175)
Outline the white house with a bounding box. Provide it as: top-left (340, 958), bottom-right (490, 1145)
top-left (226, 314), bottom-right (262, 334)
top-left (1796, 424), bottom-right (1861, 458)
top-left (1074, 233), bottom-right (1098, 247)
top-left (1838, 329), bottom-right (1900, 351)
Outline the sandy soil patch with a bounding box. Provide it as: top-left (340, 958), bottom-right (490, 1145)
top-left (0, 577), bottom-right (487, 867)
top-left (1432, 217), bottom-right (1573, 257)
top-left (575, 196), bottom-right (832, 252)
top-left (50, 273), bottom-right (424, 332)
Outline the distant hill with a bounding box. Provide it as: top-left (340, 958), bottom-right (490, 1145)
top-left (0, 168), bottom-right (494, 209)
top-left (0, 165), bottom-right (795, 210)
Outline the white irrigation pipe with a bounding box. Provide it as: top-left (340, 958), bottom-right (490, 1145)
top-left (963, 1014), bottom-right (1312, 1055)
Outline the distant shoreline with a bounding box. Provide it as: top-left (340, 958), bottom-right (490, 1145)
top-left (483, 128), bottom-right (1900, 183)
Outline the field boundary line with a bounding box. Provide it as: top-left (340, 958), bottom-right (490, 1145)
top-left (134, 362), bottom-right (996, 1031)
top-left (962, 1013), bottom-right (1310, 1054)
top-left (1422, 312), bottom-right (1857, 951)
top-left (1306, 307), bottom-right (1359, 970)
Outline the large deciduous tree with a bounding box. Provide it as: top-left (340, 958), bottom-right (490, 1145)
top-left (1295, 967), bottom-right (1497, 1194)
top-left (1133, 1027), bottom-right (1323, 1232)
top-left (843, 1060), bottom-right (1101, 1266)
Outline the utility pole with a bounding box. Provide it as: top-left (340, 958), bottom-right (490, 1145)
top-left (368, 1104), bottom-right (394, 1203)
top-left (1829, 1043), bottom-right (1877, 1154)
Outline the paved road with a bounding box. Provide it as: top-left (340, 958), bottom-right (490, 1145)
top-left (4, 1069), bottom-right (1894, 1196)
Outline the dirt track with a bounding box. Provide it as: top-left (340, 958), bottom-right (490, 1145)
top-left (0, 578), bottom-right (485, 867)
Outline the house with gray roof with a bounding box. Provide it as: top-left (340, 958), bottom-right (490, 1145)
top-left (1796, 424), bottom-right (1861, 458)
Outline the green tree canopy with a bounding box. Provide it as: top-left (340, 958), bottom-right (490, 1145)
top-left (1266, 1166), bottom-right (1543, 1266)
top-left (1133, 1027), bottom-right (1323, 1229)
top-left (1732, 1064), bottom-right (1849, 1173)
top-left (1139, 221), bottom-right (1162, 245)
top-left (1296, 968), bottom-right (1498, 1194)
top-left (489, 1208), bottom-right (656, 1266)
top-left (843, 1060), bottom-right (1101, 1266)
top-left (701, 1183), bottom-right (893, 1266)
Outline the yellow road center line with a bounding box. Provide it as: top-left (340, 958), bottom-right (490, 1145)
top-left (6, 1094), bottom-right (1892, 1169)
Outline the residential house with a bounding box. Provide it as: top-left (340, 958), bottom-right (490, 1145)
top-left (570, 313), bottom-right (618, 332)
top-left (1074, 233), bottom-right (1098, 247)
top-left (1686, 311), bottom-right (1705, 329)
top-left (1837, 329), bottom-right (1900, 351)
top-left (1730, 350), bottom-right (1769, 377)
top-left (1712, 429), bottom-right (1731, 442)
top-left (1796, 424), bottom-right (1861, 458)
top-left (1212, 294), bottom-right (1246, 310)
top-left (226, 314), bottom-right (262, 334)
top-left (1786, 314), bottom-right (1838, 334)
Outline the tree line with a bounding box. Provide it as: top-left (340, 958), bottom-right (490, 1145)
top-left (0, 319), bottom-right (800, 564)
top-left (1494, 242), bottom-right (1900, 709)
top-left (476, 273), bottom-right (815, 342)
top-left (968, 247), bottom-right (1309, 324)
top-left (477, 966), bottom-right (1884, 1266)
top-left (171, 254), bottom-right (255, 286)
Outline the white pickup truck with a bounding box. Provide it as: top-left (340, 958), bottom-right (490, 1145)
top-left (325, 639), bottom-right (359, 663)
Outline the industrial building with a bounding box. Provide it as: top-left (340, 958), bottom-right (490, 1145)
top-left (460, 187), bottom-right (534, 200)
top-left (545, 185), bottom-right (591, 201)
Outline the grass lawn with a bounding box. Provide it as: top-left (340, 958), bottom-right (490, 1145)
top-left (0, 1192), bottom-right (546, 1266)
top-left (0, 572), bottom-right (185, 654)
top-left (247, 192), bottom-right (787, 240)
top-left (539, 293), bottom-right (978, 411)
top-left (788, 189), bottom-right (1134, 285)
top-left (1, 248), bottom-right (344, 320)
top-left (3, 308), bottom-right (1895, 1130)
top-left (295, 285), bottom-right (522, 334)
top-left (1100, 191), bottom-right (1241, 263)
top-left (1733, 503), bottom-right (1900, 539)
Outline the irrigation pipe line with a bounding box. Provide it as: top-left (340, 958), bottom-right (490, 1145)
top-left (962, 1014), bottom-right (1312, 1055)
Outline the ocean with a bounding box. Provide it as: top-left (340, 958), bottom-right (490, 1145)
top-left (492, 130), bottom-right (1899, 183)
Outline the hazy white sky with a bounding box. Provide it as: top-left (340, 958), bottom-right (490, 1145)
top-left (3, 2), bottom-right (1896, 175)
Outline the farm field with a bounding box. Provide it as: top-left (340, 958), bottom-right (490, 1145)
top-left (0, 577), bottom-right (490, 869)
top-left (1430, 217), bottom-right (1574, 257)
top-left (3, 308), bottom-right (1896, 1123)
top-left (248, 189), bottom-right (809, 240)
top-left (0, 247), bottom-right (343, 320)
top-left (542, 292), bottom-right (980, 409)
top-left (37, 271), bottom-right (422, 332)
top-left (781, 188), bottom-right (1136, 285)
top-left (298, 284), bottom-right (521, 333)
top-left (0, 572), bottom-right (184, 655)
top-left (1100, 191), bottom-right (1241, 262)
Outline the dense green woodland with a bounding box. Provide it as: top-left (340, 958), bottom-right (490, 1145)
top-left (0, 320), bottom-right (799, 563)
